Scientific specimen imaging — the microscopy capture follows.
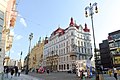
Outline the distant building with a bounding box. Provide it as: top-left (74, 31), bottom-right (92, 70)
top-left (43, 18), bottom-right (92, 71)
top-left (24, 38), bottom-right (44, 71)
top-left (108, 30), bottom-right (120, 67)
top-left (99, 30), bottom-right (120, 69)
top-left (4, 57), bottom-right (18, 67)
top-left (99, 40), bottom-right (112, 68)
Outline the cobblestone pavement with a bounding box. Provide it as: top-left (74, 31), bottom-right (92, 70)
top-left (2, 72), bottom-right (120, 80)
top-left (2, 73), bottom-right (39, 80)
top-left (28, 72), bottom-right (120, 80)
top-left (28, 72), bottom-right (94, 80)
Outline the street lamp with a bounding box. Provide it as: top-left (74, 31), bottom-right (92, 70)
top-left (25, 33), bottom-right (33, 74)
top-left (85, 2), bottom-right (99, 78)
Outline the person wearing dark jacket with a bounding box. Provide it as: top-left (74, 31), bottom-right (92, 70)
top-left (15, 66), bottom-right (18, 76)
top-left (114, 69), bottom-right (118, 80)
top-left (5, 67), bottom-right (9, 78)
top-left (11, 68), bottom-right (14, 78)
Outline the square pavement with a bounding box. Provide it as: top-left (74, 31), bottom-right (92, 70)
top-left (2, 73), bottom-right (40, 80)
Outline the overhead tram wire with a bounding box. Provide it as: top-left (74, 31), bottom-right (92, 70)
top-left (6, 0), bottom-right (41, 27)
top-left (6, 11), bottom-right (41, 27)
top-left (16, 0), bottom-right (22, 9)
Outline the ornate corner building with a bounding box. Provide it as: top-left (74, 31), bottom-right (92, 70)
top-left (0, 0), bottom-right (17, 73)
top-left (43, 18), bottom-right (92, 72)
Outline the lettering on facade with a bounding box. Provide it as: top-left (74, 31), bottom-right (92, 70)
top-left (113, 56), bottom-right (120, 64)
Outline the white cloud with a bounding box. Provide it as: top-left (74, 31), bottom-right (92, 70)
top-left (20, 18), bottom-right (27, 27)
top-left (18, 14), bottom-right (21, 17)
top-left (16, 35), bottom-right (23, 40)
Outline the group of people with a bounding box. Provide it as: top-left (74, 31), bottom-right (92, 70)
top-left (4, 66), bottom-right (21, 78)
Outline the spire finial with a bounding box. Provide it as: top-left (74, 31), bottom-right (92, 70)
top-left (69, 17), bottom-right (74, 26)
top-left (85, 23), bottom-right (87, 28)
top-left (38, 37), bottom-right (41, 44)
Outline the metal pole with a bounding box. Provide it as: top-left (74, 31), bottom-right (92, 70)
top-left (90, 15), bottom-right (97, 67)
top-left (85, 2), bottom-right (100, 80)
top-left (25, 33), bottom-right (33, 74)
top-left (25, 39), bottom-right (31, 74)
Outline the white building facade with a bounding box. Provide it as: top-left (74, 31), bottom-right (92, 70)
top-left (0, 0), bottom-right (8, 73)
top-left (44, 18), bottom-right (92, 71)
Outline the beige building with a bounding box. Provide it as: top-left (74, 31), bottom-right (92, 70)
top-left (0, 0), bottom-right (17, 73)
top-left (4, 57), bottom-right (18, 67)
top-left (25, 38), bottom-right (44, 71)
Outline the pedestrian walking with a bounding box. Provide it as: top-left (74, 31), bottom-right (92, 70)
top-left (14, 66), bottom-right (18, 76)
top-left (47, 69), bottom-right (49, 74)
top-left (5, 67), bottom-right (9, 78)
top-left (80, 70), bottom-right (84, 80)
top-left (11, 68), bottom-right (14, 78)
top-left (114, 68), bottom-right (118, 80)
top-left (18, 69), bottom-right (21, 76)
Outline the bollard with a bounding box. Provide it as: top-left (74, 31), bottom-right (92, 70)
top-left (0, 72), bottom-right (4, 80)
top-left (1, 72), bottom-right (4, 80)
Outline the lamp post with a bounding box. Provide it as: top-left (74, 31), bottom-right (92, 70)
top-left (85, 2), bottom-right (100, 79)
top-left (25, 33), bottom-right (33, 74)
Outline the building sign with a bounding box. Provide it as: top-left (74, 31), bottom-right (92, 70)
top-left (113, 56), bottom-right (120, 65)
top-left (117, 48), bottom-right (120, 52)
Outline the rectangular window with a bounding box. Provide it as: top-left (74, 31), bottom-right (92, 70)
top-left (0, 18), bottom-right (4, 26)
top-left (66, 48), bottom-right (68, 53)
top-left (71, 31), bottom-right (74, 35)
top-left (0, 10), bottom-right (4, 19)
top-left (71, 38), bottom-right (74, 44)
top-left (0, 33), bottom-right (2, 41)
top-left (67, 64), bottom-right (69, 69)
top-left (66, 41), bottom-right (68, 47)
top-left (0, 48), bottom-right (1, 52)
top-left (67, 56), bottom-right (68, 61)
top-left (78, 47), bottom-right (80, 52)
top-left (64, 48), bottom-right (65, 54)
top-left (85, 48), bottom-right (86, 53)
top-left (64, 64), bottom-right (66, 70)
top-left (64, 57), bottom-right (65, 61)
top-left (82, 48), bottom-right (83, 53)
top-left (64, 42), bottom-right (65, 47)
top-left (81, 42), bottom-right (83, 46)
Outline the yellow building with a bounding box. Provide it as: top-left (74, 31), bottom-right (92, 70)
top-left (46, 54), bottom-right (59, 71)
top-left (28, 38), bottom-right (44, 72)
top-left (0, 0), bottom-right (17, 73)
